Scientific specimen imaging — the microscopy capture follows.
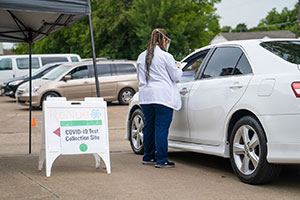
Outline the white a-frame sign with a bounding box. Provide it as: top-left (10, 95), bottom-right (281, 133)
top-left (38, 97), bottom-right (111, 177)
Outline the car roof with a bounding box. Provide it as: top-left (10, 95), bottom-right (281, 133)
top-left (41, 62), bottom-right (67, 68)
top-left (181, 38), bottom-right (300, 62)
top-left (0, 54), bottom-right (80, 58)
top-left (61, 59), bottom-right (137, 68)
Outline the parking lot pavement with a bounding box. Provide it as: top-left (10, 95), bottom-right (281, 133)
top-left (1, 96), bottom-right (300, 200)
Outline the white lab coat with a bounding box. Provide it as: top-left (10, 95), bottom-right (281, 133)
top-left (137, 46), bottom-right (183, 110)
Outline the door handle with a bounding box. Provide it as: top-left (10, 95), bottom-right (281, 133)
top-left (229, 82), bottom-right (243, 89)
top-left (180, 88), bottom-right (188, 95)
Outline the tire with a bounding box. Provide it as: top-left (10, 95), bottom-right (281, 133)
top-left (129, 109), bottom-right (144, 154)
top-left (118, 88), bottom-right (135, 105)
top-left (40, 92), bottom-right (60, 108)
top-left (229, 116), bottom-right (281, 184)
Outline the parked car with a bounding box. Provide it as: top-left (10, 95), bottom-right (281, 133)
top-left (126, 39), bottom-right (300, 184)
top-left (16, 60), bottom-right (138, 107)
top-left (1, 62), bottom-right (65, 98)
top-left (0, 53), bottom-right (81, 84)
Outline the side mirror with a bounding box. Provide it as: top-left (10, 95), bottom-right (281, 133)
top-left (63, 75), bottom-right (71, 82)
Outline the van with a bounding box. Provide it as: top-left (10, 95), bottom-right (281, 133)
top-left (16, 59), bottom-right (138, 107)
top-left (0, 54), bottom-right (81, 84)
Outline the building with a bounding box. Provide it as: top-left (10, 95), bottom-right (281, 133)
top-left (210, 30), bottom-right (296, 44)
top-left (0, 43), bottom-right (14, 55)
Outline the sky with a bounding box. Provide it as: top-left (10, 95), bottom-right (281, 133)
top-left (2, 0), bottom-right (298, 49)
top-left (215, 0), bottom-right (297, 29)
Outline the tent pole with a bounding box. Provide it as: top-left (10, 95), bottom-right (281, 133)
top-left (29, 41), bottom-right (32, 154)
top-left (88, 1), bottom-right (100, 97)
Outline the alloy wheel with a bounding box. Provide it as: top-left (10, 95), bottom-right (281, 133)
top-left (232, 125), bottom-right (260, 175)
top-left (130, 114), bottom-right (144, 151)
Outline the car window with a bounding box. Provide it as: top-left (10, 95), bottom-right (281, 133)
top-left (89, 64), bottom-right (112, 77)
top-left (114, 63), bottom-right (136, 75)
top-left (30, 64), bottom-right (58, 77)
top-left (0, 58), bottom-right (12, 70)
top-left (16, 57), bottom-right (40, 69)
top-left (71, 57), bottom-right (79, 62)
top-left (97, 64), bottom-right (112, 77)
top-left (41, 66), bottom-right (57, 76)
top-left (70, 66), bottom-right (89, 79)
top-left (41, 57), bottom-right (68, 65)
top-left (202, 47), bottom-right (243, 79)
top-left (234, 54), bottom-right (252, 75)
top-left (260, 41), bottom-right (300, 64)
top-left (181, 50), bottom-right (209, 82)
top-left (42, 65), bottom-right (70, 80)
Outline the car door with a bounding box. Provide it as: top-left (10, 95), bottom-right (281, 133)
top-left (0, 58), bottom-right (13, 84)
top-left (188, 46), bottom-right (253, 145)
top-left (169, 49), bottom-right (210, 142)
top-left (60, 65), bottom-right (93, 100)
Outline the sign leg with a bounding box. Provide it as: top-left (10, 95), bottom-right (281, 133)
top-left (38, 123), bottom-right (46, 170)
top-left (93, 153), bottom-right (101, 168)
top-left (97, 152), bottom-right (111, 174)
top-left (46, 152), bottom-right (60, 177)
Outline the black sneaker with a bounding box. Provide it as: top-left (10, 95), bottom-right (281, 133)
top-left (142, 158), bottom-right (156, 165)
top-left (155, 161), bottom-right (175, 168)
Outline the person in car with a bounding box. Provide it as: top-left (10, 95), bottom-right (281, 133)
top-left (136, 28), bottom-right (183, 168)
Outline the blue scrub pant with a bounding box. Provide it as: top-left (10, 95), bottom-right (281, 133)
top-left (141, 104), bottom-right (173, 164)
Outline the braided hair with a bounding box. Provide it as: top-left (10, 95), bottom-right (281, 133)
top-left (145, 28), bottom-right (168, 83)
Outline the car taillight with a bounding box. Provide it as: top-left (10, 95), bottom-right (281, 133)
top-left (291, 82), bottom-right (300, 97)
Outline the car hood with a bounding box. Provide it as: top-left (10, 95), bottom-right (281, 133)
top-left (18, 78), bottom-right (51, 91)
top-left (3, 76), bottom-right (26, 86)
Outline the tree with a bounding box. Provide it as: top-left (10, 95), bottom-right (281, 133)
top-left (233, 23), bottom-right (248, 32)
top-left (12, 0), bottom-right (221, 60)
top-left (128, 0), bottom-right (221, 59)
top-left (250, 4), bottom-right (298, 32)
top-left (222, 26), bottom-right (232, 32)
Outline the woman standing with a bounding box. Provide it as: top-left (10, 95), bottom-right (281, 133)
top-left (136, 28), bottom-right (182, 168)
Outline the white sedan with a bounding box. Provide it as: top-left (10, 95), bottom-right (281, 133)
top-left (126, 39), bottom-right (300, 184)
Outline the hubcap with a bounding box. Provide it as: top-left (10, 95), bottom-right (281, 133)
top-left (131, 114), bottom-right (144, 150)
top-left (122, 90), bottom-right (133, 103)
top-left (233, 125), bottom-right (260, 175)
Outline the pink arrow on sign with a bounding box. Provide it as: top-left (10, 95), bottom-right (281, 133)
top-left (53, 128), bottom-right (60, 137)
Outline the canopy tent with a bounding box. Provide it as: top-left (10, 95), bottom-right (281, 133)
top-left (0, 0), bottom-right (101, 153)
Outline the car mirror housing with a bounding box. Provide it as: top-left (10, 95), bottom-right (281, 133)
top-left (63, 75), bottom-right (71, 81)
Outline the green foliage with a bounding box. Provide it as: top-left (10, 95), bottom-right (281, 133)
top-left (12, 0), bottom-right (221, 60)
top-left (128, 0), bottom-right (221, 59)
top-left (250, 4), bottom-right (298, 33)
top-left (12, 43), bottom-right (29, 54)
top-left (222, 26), bottom-right (232, 32)
top-left (232, 23), bottom-right (248, 32)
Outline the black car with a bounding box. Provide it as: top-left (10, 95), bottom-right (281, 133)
top-left (2, 62), bottom-right (64, 98)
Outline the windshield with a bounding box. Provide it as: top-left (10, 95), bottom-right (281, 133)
top-left (42, 65), bottom-right (71, 80)
top-left (24, 64), bottom-right (56, 78)
top-left (260, 41), bottom-right (300, 64)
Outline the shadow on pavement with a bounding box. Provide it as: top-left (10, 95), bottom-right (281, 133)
top-left (168, 151), bottom-right (300, 187)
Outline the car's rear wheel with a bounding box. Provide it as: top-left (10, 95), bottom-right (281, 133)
top-left (129, 109), bottom-right (144, 154)
top-left (40, 92), bottom-right (60, 108)
top-left (118, 88), bottom-right (135, 105)
top-left (229, 116), bottom-right (281, 184)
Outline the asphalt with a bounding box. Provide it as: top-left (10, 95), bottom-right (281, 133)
top-left (1, 96), bottom-right (300, 200)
